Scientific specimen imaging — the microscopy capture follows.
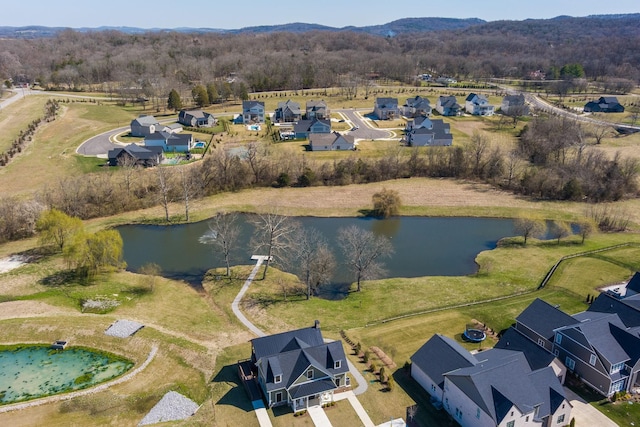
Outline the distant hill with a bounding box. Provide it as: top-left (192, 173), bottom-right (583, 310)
top-left (1, 14), bottom-right (639, 39)
top-left (0, 17), bottom-right (485, 38)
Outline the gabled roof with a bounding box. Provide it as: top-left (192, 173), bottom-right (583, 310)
top-left (446, 351), bottom-right (559, 424)
top-left (601, 96), bottom-right (621, 104)
top-left (503, 94), bottom-right (525, 105)
top-left (252, 325), bottom-right (324, 361)
top-left (375, 97), bottom-right (398, 107)
top-left (243, 100), bottom-right (264, 110)
top-left (516, 298), bottom-right (576, 341)
top-left (437, 96), bottom-right (459, 109)
top-left (306, 100), bottom-right (327, 109)
top-left (108, 143), bottom-right (163, 161)
top-left (309, 132), bottom-right (354, 148)
top-left (180, 109), bottom-right (212, 119)
top-left (294, 119), bottom-right (331, 133)
top-left (589, 292), bottom-right (640, 327)
top-left (405, 95), bottom-right (431, 108)
top-left (132, 115), bottom-right (159, 126)
top-left (495, 327), bottom-right (557, 371)
top-left (627, 272), bottom-right (640, 294)
top-left (277, 100), bottom-right (301, 114)
top-left (410, 334), bottom-right (477, 389)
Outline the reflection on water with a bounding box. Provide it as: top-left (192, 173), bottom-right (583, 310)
top-left (118, 215), bottom-right (517, 299)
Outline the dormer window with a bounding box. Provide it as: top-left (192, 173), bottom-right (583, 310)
top-left (274, 375), bottom-right (282, 384)
top-left (334, 360), bottom-right (341, 369)
top-left (306, 369), bottom-right (314, 379)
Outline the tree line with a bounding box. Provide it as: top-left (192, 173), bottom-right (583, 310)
top-left (1, 16), bottom-right (639, 97)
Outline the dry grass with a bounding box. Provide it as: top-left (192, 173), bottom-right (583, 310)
top-left (0, 96), bottom-right (51, 153)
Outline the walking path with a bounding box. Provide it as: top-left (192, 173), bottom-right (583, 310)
top-left (233, 256), bottom-right (372, 427)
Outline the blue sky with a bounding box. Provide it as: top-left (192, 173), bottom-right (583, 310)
top-left (2, 0), bottom-right (640, 29)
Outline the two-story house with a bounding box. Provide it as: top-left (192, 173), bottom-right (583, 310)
top-left (305, 100), bottom-right (330, 120)
top-left (373, 97), bottom-right (400, 120)
top-left (402, 96), bottom-right (432, 118)
top-left (501, 94), bottom-right (530, 116)
top-left (403, 118), bottom-right (452, 147)
top-left (293, 119), bottom-right (331, 139)
top-left (436, 96), bottom-right (461, 116)
top-left (241, 100), bottom-right (265, 124)
top-left (275, 100), bottom-right (302, 123)
top-left (584, 97), bottom-right (625, 113)
top-left (411, 334), bottom-right (572, 427)
top-left (250, 322), bottom-right (350, 413)
top-left (465, 93), bottom-right (495, 116)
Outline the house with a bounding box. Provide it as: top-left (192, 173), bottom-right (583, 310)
top-left (514, 298), bottom-right (576, 352)
top-left (584, 97), bottom-right (625, 113)
top-left (249, 321), bottom-right (350, 412)
top-left (411, 334), bottom-right (572, 427)
top-left (306, 100), bottom-right (330, 120)
top-left (178, 109), bottom-right (216, 128)
top-left (293, 119), bottom-right (331, 139)
top-left (309, 132), bottom-right (355, 151)
top-left (144, 131), bottom-right (194, 153)
top-left (515, 297), bottom-right (640, 397)
top-left (241, 100), bottom-right (265, 124)
top-left (403, 118), bottom-right (452, 147)
top-left (108, 144), bottom-right (163, 167)
top-left (373, 98), bottom-right (400, 120)
top-left (495, 327), bottom-right (567, 385)
top-left (435, 96), bottom-right (461, 116)
top-left (130, 115), bottom-right (160, 137)
top-left (402, 96), bottom-right (432, 118)
top-left (465, 93), bottom-right (495, 116)
top-left (501, 94), bottom-right (530, 116)
top-left (275, 100), bottom-right (302, 123)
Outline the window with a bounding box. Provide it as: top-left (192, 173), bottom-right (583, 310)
top-left (275, 392), bottom-right (282, 403)
top-left (557, 414), bottom-right (565, 424)
top-left (555, 334), bottom-right (562, 345)
top-left (431, 384), bottom-right (436, 392)
top-left (476, 408), bottom-right (481, 419)
top-left (510, 411), bottom-right (514, 417)
top-left (589, 354), bottom-right (597, 366)
top-left (565, 357), bottom-right (575, 370)
top-left (526, 416), bottom-right (529, 422)
top-left (538, 338), bottom-right (545, 347)
top-left (554, 349), bottom-right (559, 357)
top-left (610, 379), bottom-right (625, 394)
top-left (334, 360), bottom-right (341, 369)
top-left (611, 362), bottom-right (624, 373)
top-left (507, 421), bottom-right (515, 427)
top-left (306, 369), bottom-right (314, 380)
top-left (274, 375), bottom-right (282, 384)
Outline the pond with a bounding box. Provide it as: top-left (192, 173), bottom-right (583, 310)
top-left (0, 345), bottom-right (133, 405)
top-left (118, 215), bottom-right (518, 298)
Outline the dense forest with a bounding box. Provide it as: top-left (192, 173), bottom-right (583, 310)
top-left (1, 15), bottom-right (639, 94)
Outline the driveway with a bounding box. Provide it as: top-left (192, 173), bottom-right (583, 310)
top-left (76, 126), bottom-right (126, 156)
top-left (563, 387), bottom-right (618, 427)
top-left (336, 109), bottom-right (395, 141)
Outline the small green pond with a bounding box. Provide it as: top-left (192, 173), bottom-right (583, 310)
top-left (0, 345), bottom-right (133, 405)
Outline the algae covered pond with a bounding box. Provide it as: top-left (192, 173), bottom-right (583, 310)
top-left (0, 345), bottom-right (133, 405)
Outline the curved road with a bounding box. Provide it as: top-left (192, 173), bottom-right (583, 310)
top-left (337, 109), bottom-right (394, 140)
top-left (77, 126), bottom-right (126, 156)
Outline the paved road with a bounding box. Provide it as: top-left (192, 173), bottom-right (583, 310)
top-left (336, 109), bottom-right (395, 140)
top-left (76, 126), bottom-right (126, 156)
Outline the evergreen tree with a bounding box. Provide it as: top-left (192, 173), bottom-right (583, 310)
top-left (191, 84), bottom-right (209, 107)
top-left (167, 89), bottom-right (182, 112)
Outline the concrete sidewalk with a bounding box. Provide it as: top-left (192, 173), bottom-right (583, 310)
top-left (308, 405), bottom-right (333, 427)
top-left (335, 390), bottom-right (375, 427)
top-left (563, 388), bottom-right (618, 427)
top-left (252, 400), bottom-right (273, 427)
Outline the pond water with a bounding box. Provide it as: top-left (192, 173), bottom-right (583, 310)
top-left (118, 215), bottom-right (518, 298)
top-left (0, 346), bottom-right (133, 405)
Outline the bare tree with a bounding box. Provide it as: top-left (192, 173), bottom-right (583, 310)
top-left (513, 217), bottom-right (546, 246)
top-left (338, 225), bottom-right (393, 292)
top-left (156, 166), bottom-right (173, 222)
top-left (201, 212), bottom-right (240, 277)
top-left (251, 212), bottom-right (300, 279)
top-left (178, 165), bottom-right (198, 222)
top-left (138, 263), bottom-right (162, 292)
top-left (548, 220), bottom-right (571, 244)
top-left (294, 227), bottom-right (336, 299)
top-left (589, 124), bottom-right (612, 145)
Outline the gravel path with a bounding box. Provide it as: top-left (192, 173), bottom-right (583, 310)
top-left (0, 345), bottom-right (158, 414)
top-left (138, 391), bottom-right (199, 426)
top-left (105, 319), bottom-right (145, 338)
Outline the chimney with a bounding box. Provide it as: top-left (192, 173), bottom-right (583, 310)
top-left (314, 320), bottom-right (320, 329)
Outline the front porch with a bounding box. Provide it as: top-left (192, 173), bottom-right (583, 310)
top-left (292, 391), bottom-right (333, 413)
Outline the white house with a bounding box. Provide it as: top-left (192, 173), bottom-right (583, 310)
top-left (465, 93), bottom-right (495, 116)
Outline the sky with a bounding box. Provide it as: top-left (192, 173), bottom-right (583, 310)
top-left (2, 0), bottom-right (640, 29)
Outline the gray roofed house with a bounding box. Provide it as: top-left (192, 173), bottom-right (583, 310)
top-left (435, 96), bottom-right (461, 116)
top-left (514, 298), bottom-right (576, 351)
top-left (275, 100), bottom-right (302, 123)
top-left (588, 291), bottom-right (640, 328)
top-left (309, 132), bottom-right (355, 151)
top-left (495, 327), bottom-right (567, 384)
top-left (402, 95), bottom-right (432, 118)
top-left (241, 100), bottom-right (265, 124)
top-left (305, 100), bottom-right (329, 120)
top-left (373, 97), bottom-right (400, 120)
top-left (250, 322), bottom-right (350, 412)
top-left (411, 334), bottom-right (571, 426)
top-left (584, 96), bottom-right (625, 113)
top-left (465, 93), bottom-right (495, 116)
top-left (178, 109), bottom-right (216, 128)
top-left (501, 94), bottom-right (530, 116)
top-left (293, 119), bottom-right (331, 139)
top-left (403, 118), bottom-right (452, 147)
top-left (144, 131), bottom-right (193, 153)
top-left (108, 143), bottom-right (163, 167)
top-left (130, 115), bottom-right (161, 137)
top-left (625, 272), bottom-right (640, 296)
